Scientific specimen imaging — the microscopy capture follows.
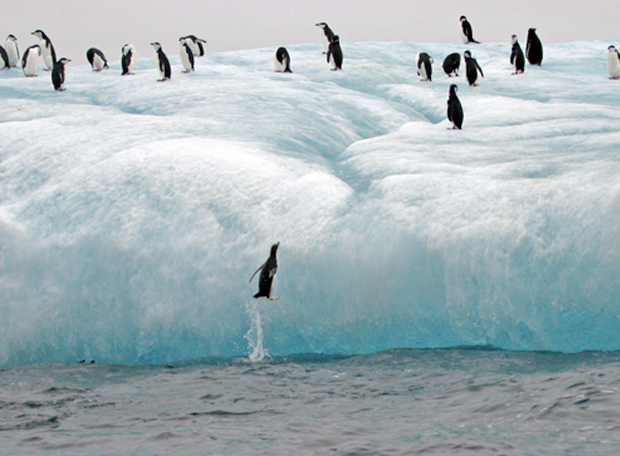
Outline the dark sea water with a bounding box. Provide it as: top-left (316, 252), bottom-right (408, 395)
top-left (1, 349), bottom-right (620, 455)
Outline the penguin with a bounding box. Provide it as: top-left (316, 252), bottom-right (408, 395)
top-left (274, 46), bottom-right (292, 73)
top-left (22, 44), bottom-right (40, 77)
top-left (608, 45), bottom-right (620, 79)
top-left (315, 22), bottom-right (335, 53)
top-left (416, 52), bottom-right (433, 81)
top-left (180, 35), bottom-right (207, 57)
top-left (121, 44), bottom-right (136, 75)
top-left (179, 38), bottom-right (195, 73)
top-left (510, 35), bottom-right (525, 74)
top-left (31, 30), bottom-right (56, 70)
top-left (460, 16), bottom-right (479, 44)
top-left (151, 42), bottom-right (171, 81)
top-left (5, 35), bottom-right (19, 68)
top-left (86, 47), bottom-right (108, 71)
top-left (327, 35), bottom-right (343, 70)
top-left (249, 242), bottom-right (280, 300)
top-left (443, 52), bottom-right (461, 77)
top-left (463, 50), bottom-right (483, 86)
top-left (526, 28), bottom-right (543, 65)
top-left (0, 46), bottom-right (8, 70)
top-left (447, 84), bottom-right (463, 130)
top-left (51, 57), bottom-right (71, 91)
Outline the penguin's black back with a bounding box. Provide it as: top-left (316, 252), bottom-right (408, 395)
top-left (443, 53), bottom-right (461, 76)
top-left (526, 28), bottom-right (543, 65)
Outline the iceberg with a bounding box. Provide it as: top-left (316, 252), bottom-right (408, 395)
top-left (1, 40), bottom-right (620, 367)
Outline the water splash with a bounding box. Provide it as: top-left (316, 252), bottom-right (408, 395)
top-left (244, 300), bottom-right (268, 362)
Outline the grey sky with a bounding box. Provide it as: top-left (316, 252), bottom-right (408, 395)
top-left (3, 0), bottom-right (619, 64)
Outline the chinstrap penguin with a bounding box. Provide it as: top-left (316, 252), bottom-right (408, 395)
top-left (0, 46), bottom-right (8, 70)
top-left (179, 38), bottom-right (195, 73)
top-left (52, 57), bottom-right (71, 91)
top-left (443, 52), bottom-right (461, 77)
top-left (463, 50), bottom-right (483, 86)
top-left (249, 242), bottom-right (280, 300)
top-left (316, 22), bottom-right (335, 53)
top-left (274, 47), bottom-right (292, 73)
top-left (416, 52), bottom-right (433, 81)
top-left (5, 35), bottom-right (19, 68)
top-left (151, 42), bottom-right (171, 81)
top-left (460, 16), bottom-right (479, 44)
top-left (86, 48), bottom-right (108, 71)
top-left (447, 84), bottom-right (463, 130)
top-left (121, 44), bottom-right (136, 75)
top-left (180, 35), bottom-right (207, 57)
top-left (608, 45), bottom-right (620, 79)
top-left (526, 28), bottom-right (543, 65)
top-left (327, 35), bottom-right (343, 70)
top-left (510, 35), bottom-right (525, 74)
top-left (31, 29), bottom-right (56, 70)
top-left (22, 44), bottom-right (40, 77)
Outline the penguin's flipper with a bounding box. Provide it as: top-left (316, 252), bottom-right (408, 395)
top-left (249, 262), bottom-right (266, 283)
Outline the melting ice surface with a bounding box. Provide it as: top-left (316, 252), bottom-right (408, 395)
top-left (1, 40), bottom-right (620, 367)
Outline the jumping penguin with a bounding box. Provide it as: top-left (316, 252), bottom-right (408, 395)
top-left (526, 28), bottom-right (543, 65)
top-left (510, 35), bottom-right (525, 74)
top-left (460, 16), bottom-right (479, 44)
top-left (31, 30), bottom-right (56, 70)
top-left (249, 243), bottom-right (280, 300)
top-left (327, 35), bottom-right (343, 70)
top-left (151, 42), bottom-right (171, 81)
top-left (22, 44), bottom-right (40, 77)
top-left (274, 47), bottom-right (292, 73)
top-left (608, 45), bottom-right (620, 79)
top-left (121, 44), bottom-right (136, 75)
top-left (463, 50), bottom-right (484, 86)
top-left (52, 57), bottom-right (71, 91)
top-left (447, 84), bottom-right (463, 130)
top-left (179, 38), bottom-right (195, 73)
top-left (443, 53), bottom-right (461, 77)
top-left (315, 22), bottom-right (335, 53)
top-left (86, 48), bottom-right (108, 71)
top-left (416, 52), bottom-right (433, 81)
top-left (5, 35), bottom-right (19, 68)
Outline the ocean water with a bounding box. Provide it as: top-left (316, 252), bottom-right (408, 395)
top-left (2, 38), bottom-right (620, 453)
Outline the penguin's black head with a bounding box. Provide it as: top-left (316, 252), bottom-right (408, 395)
top-left (57, 57), bottom-right (71, 65)
top-left (7, 34), bottom-right (17, 41)
top-left (609, 45), bottom-right (617, 52)
top-left (460, 16), bottom-right (467, 22)
top-left (331, 35), bottom-right (340, 44)
top-left (464, 50), bottom-right (471, 58)
top-left (449, 84), bottom-right (458, 95)
top-left (511, 35), bottom-right (518, 44)
top-left (151, 42), bottom-right (162, 51)
top-left (271, 242), bottom-right (280, 256)
top-left (315, 22), bottom-right (328, 28)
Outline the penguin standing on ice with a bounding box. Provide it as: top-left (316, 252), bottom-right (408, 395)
top-left (5, 35), bottom-right (19, 68)
top-left (31, 30), bottom-right (56, 70)
top-left (151, 42), bottom-right (171, 81)
top-left (121, 44), bottom-right (136, 75)
top-left (327, 35), bottom-right (343, 70)
top-left (463, 50), bottom-right (483, 86)
top-left (443, 52), bottom-right (461, 77)
top-left (52, 57), bottom-right (71, 91)
top-left (526, 28), bottom-right (543, 65)
top-left (607, 45), bottom-right (620, 79)
top-left (22, 44), bottom-right (40, 77)
top-left (179, 38), bottom-right (195, 73)
top-left (416, 52), bottom-right (433, 81)
top-left (86, 48), bottom-right (108, 71)
top-left (249, 242), bottom-right (280, 300)
top-left (316, 22), bottom-right (335, 53)
top-left (274, 47), bottom-right (292, 73)
top-left (510, 35), bottom-right (525, 74)
top-left (0, 46), bottom-right (8, 70)
top-left (460, 16), bottom-right (479, 44)
top-left (447, 84), bottom-right (463, 130)
top-left (180, 35), bottom-right (207, 57)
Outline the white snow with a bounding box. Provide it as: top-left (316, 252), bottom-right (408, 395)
top-left (1, 39), bottom-right (620, 365)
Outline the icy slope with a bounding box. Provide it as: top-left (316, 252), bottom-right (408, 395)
top-left (1, 40), bottom-right (620, 366)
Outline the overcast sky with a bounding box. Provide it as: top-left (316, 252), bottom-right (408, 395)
top-left (3, 1), bottom-right (619, 64)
